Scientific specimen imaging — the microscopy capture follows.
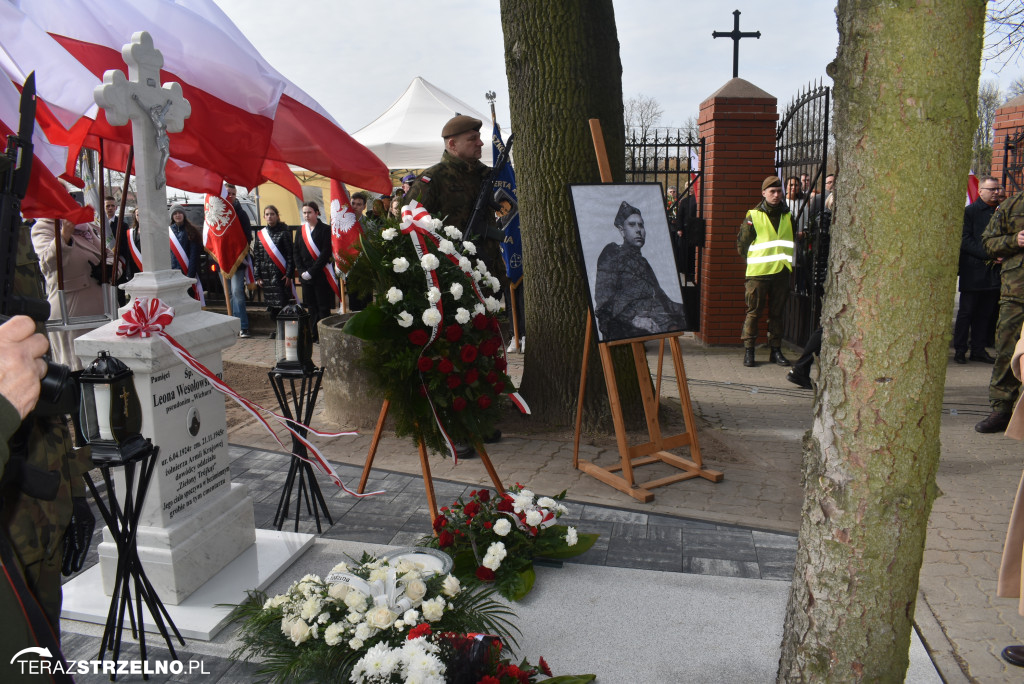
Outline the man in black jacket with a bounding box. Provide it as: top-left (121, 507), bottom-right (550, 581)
top-left (954, 176), bottom-right (1002, 364)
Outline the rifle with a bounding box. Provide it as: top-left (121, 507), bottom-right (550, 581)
top-left (464, 132), bottom-right (515, 243)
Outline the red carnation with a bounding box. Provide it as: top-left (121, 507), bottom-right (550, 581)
top-left (417, 357), bottom-right (434, 372)
top-left (479, 338), bottom-right (498, 357)
top-left (497, 496), bottom-right (514, 513)
top-left (445, 324), bottom-right (463, 342)
top-left (438, 531), bottom-right (454, 548)
top-left (464, 500), bottom-right (481, 517)
top-left (486, 371), bottom-right (498, 384)
top-left (475, 566), bottom-right (496, 582)
top-left (432, 515), bottom-right (448, 532)
top-left (478, 489), bottom-right (491, 502)
top-left (539, 657), bottom-right (552, 676)
top-left (438, 358), bottom-right (454, 374)
top-left (408, 623), bottom-right (432, 641)
top-left (493, 381), bottom-right (506, 394)
top-left (460, 344), bottom-right (478, 363)
top-left (408, 329), bottom-right (429, 346)
top-left (472, 314), bottom-right (489, 330)
top-left (495, 358), bottom-right (507, 372)
top-left (484, 521), bottom-right (493, 529)
top-left (477, 396), bottom-right (492, 410)
top-left (479, 677), bottom-right (500, 684)
top-left (465, 368), bottom-right (479, 384)
top-left (446, 375), bottom-right (462, 390)
top-left (453, 397), bottom-right (467, 412)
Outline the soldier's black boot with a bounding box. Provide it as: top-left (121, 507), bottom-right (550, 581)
top-left (976, 411), bottom-right (1012, 433)
top-left (743, 348), bottom-right (756, 367)
top-left (769, 348), bottom-right (791, 366)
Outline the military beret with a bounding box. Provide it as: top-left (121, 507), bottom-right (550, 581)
top-left (762, 176), bottom-right (782, 191)
top-left (442, 114), bottom-right (482, 139)
top-left (401, 173), bottom-right (416, 183)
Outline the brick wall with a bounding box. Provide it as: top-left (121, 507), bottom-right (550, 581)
top-left (696, 79), bottom-right (779, 345)
top-left (992, 94), bottom-right (1024, 187)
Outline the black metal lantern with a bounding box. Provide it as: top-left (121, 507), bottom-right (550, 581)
top-left (274, 300), bottom-right (313, 374)
top-left (79, 351), bottom-right (151, 466)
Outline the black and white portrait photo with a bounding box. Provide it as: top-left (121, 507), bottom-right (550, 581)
top-left (570, 183), bottom-right (689, 343)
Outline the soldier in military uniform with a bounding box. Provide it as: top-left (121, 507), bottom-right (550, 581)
top-left (403, 114), bottom-right (507, 289)
top-left (977, 190), bottom-right (1024, 433)
top-left (0, 224), bottom-right (92, 659)
top-left (403, 115), bottom-right (506, 456)
top-left (737, 176), bottom-right (794, 368)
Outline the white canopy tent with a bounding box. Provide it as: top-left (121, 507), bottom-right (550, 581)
top-left (352, 76), bottom-right (496, 170)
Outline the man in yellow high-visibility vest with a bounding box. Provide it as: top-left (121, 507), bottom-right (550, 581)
top-left (736, 176), bottom-right (794, 367)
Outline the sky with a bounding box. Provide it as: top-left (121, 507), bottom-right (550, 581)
top-left (213, 1), bottom-right (1023, 138)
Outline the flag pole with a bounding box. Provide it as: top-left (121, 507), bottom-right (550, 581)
top-left (488, 93), bottom-right (521, 352)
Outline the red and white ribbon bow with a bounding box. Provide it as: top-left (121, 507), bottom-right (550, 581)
top-left (117, 298), bottom-right (378, 496)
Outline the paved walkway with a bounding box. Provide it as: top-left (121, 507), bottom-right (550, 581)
top-left (60, 328), bottom-right (1024, 682)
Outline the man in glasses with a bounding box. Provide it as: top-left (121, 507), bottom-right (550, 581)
top-left (954, 177), bottom-right (1001, 366)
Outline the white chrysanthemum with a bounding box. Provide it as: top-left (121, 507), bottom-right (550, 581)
top-left (441, 574), bottom-right (461, 597)
top-left (438, 239), bottom-right (456, 255)
top-left (427, 286), bottom-right (441, 304)
top-left (421, 597), bottom-right (446, 622)
top-left (493, 518), bottom-right (512, 537)
top-left (455, 307), bottom-right (471, 324)
top-left (386, 286), bottom-right (403, 304)
top-left (566, 526), bottom-right (579, 546)
top-left (299, 597), bottom-right (322, 621)
top-left (344, 590), bottom-right (368, 613)
top-left (324, 622), bottom-right (346, 646)
top-left (450, 282), bottom-right (464, 300)
top-left (458, 256), bottom-right (472, 271)
top-left (463, 241), bottom-right (477, 255)
top-left (381, 227), bottom-right (398, 241)
top-left (484, 296), bottom-right (500, 312)
top-left (538, 496), bottom-right (557, 509)
top-left (422, 307), bottom-right (442, 327)
top-left (396, 311), bottom-right (414, 328)
top-left (392, 256), bottom-right (409, 273)
top-left (525, 509), bottom-right (543, 526)
top-left (420, 253), bottom-right (440, 271)
top-left (444, 225), bottom-right (462, 239)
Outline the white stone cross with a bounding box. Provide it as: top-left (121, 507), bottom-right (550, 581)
top-left (94, 31), bottom-right (191, 273)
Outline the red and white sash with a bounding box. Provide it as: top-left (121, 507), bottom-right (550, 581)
top-left (127, 228), bottom-right (143, 272)
top-left (302, 222), bottom-right (340, 300)
top-left (168, 226), bottom-right (205, 305)
top-left (258, 227), bottom-right (299, 301)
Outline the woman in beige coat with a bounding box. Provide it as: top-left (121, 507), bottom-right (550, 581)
top-left (30, 218), bottom-right (115, 370)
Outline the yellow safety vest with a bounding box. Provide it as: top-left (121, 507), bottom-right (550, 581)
top-left (745, 209), bottom-right (794, 277)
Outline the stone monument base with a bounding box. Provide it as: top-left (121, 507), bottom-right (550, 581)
top-left (97, 483), bottom-right (256, 604)
top-left (62, 528), bottom-right (314, 641)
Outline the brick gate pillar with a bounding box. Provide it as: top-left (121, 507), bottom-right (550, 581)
top-left (992, 94), bottom-right (1024, 187)
top-left (696, 79), bottom-right (778, 345)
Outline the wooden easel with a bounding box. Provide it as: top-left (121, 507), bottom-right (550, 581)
top-left (572, 120), bottom-right (722, 503)
top-left (357, 399), bottom-right (505, 523)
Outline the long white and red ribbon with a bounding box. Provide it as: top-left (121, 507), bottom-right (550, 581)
top-left (169, 227), bottom-right (205, 306)
top-left (302, 222), bottom-right (341, 300)
top-left (259, 228), bottom-right (299, 301)
top-left (116, 298), bottom-right (379, 496)
top-left (127, 227), bottom-right (144, 272)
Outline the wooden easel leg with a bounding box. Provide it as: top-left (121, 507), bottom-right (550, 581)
top-left (357, 399), bottom-right (390, 494)
top-left (598, 344), bottom-right (636, 486)
top-left (417, 437), bottom-right (439, 523)
top-left (572, 311), bottom-right (595, 469)
top-left (474, 444), bottom-right (505, 494)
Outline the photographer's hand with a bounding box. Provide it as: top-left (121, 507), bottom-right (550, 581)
top-left (0, 316), bottom-right (49, 418)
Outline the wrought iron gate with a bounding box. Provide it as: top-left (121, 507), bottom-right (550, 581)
top-left (624, 128), bottom-right (705, 330)
top-left (775, 80), bottom-right (831, 347)
top-left (1002, 125), bottom-right (1024, 197)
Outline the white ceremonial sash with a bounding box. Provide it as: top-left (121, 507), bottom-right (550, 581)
top-left (168, 226), bottom-right (205, 305)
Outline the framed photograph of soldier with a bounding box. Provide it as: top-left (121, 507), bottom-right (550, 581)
top-left (569, 183), bottom-right (692, 343)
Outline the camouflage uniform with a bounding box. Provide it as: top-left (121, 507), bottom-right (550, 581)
top-left (983, 191), bottom-right (1024, 413)
top-left (737, 199), bottom-right (791, 349)
top-left (404, 150), bottom-right (506, 287)
top-left (0, 226), bottom-right (90, 635)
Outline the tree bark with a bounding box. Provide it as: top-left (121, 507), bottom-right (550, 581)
top-left (777, 1), bottom-right (986, 681)
top-left (500, 0), bottom-right (643, 430)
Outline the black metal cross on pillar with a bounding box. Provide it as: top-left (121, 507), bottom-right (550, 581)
top-left (712, 9), bottom-right (761, 79)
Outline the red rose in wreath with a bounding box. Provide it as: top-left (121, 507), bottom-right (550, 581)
top-left (495, 358), bottom-right (507, 372)
top-left (417, 357), bottom-right (434, 372)
top-left (472, 314), bottom-right (489, 331)
top-left (447, 375), bottom-right (462, 390)
top-left (445, 324), bottom-right (463, 342)
top-left (464, 368), bottom-right (479, 384)
top-left (438, 358), bottom-right (454, 374)
top-left (477, 395), bottom-right (492, 410)
top-left (453, 397), bottom-right (468, 412)
top-left (460, 345), bottom-right (478, 363)
top-left (438, 530), bottom-right (454, 548)
top-left (475, 566), bottom-right (496, 582)
top-left (408, 329), bottom-right (429, 346)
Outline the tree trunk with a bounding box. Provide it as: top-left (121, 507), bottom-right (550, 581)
top-left (777, 1), bottom-right (986, 681)
top-left (500, 0), bottom-right (643, 430)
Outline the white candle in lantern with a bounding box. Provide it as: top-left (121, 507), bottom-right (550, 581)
top-left (284, 320), bottom-right (299, 362)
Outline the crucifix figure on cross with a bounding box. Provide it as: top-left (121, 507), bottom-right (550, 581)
top-left (712, 9), bottom-right (761, 79)
top-left (94, 31), bottom-right (191, 273)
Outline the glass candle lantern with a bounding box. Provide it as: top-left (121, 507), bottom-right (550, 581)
top-left (274, 300), bottom-right (313, 374)
top-left (79, 351), bottom-right (150, 465)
